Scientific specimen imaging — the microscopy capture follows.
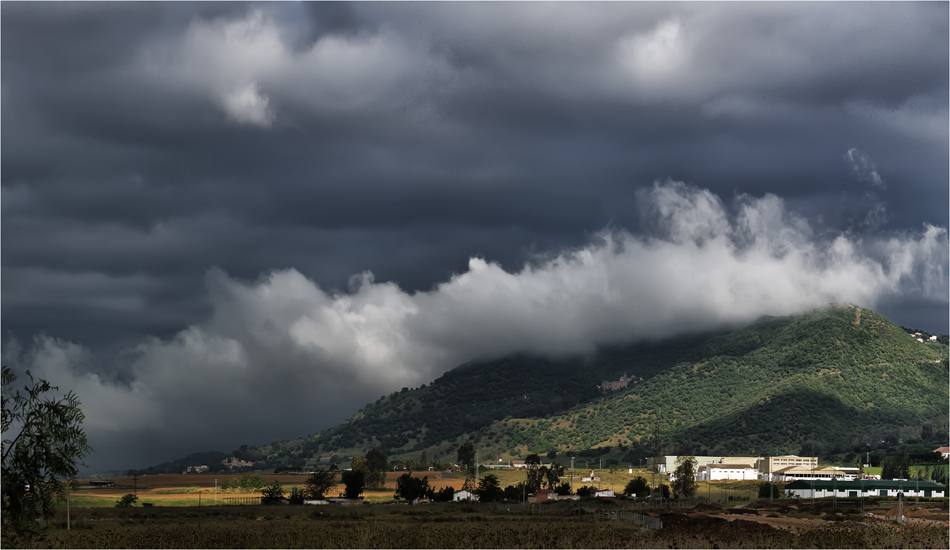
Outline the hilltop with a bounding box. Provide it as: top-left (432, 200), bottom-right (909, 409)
top-left (137, 304), bottom-right (949, 474)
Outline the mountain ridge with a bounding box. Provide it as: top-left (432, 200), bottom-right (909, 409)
top-left (126, 304), bottom-right (948, 475)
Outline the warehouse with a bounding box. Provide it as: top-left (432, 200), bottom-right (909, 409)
top-left (785, 480), bottom-right (945, 499)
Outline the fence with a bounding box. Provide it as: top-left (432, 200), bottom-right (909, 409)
top-left (224, 497), bottom-right (262, 505)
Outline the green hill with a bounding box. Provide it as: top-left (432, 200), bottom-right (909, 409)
top-left (233, 304), bottom-right (949, 469)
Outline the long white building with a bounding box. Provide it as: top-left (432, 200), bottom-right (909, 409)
top-left (785, 480), bottom-right (945, 499)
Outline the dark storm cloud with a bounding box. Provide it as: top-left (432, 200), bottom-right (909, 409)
top-left (2, 2), bottom-right (946, 472)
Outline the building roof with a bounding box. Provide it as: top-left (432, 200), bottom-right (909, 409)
top-left (773, 465), bottom-right (837, 474)
top-left (935, 447), bottom-right (950, 453)
top-left (785, 480), bottom-right (944, 490)
top-left (707, 464), bottom-right (757, 469)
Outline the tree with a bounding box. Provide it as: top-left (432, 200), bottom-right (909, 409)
top-left (544, 463), bottom-right (565, 489)
top-left (624, 476), bottom-right (650, 498)
top-left (302, 469), bottom-right (336, 500)
top-left (261, 481), bottom-right (285, 503)
top-left (575, 485), bottom-right (596, 498)
top-left (2, 366), bottom-right (91, 546)
top-left (758, 482), bottom-right (779, 499)
top-left (554, 481), bottom-right (572, 496)
top-left (115, 493), bottom-right (138, 507)
top-left (433, 485), bottom-right (455, 502)
top-left (240, 473), bottom-right (265, 490)
top-left (673, 455), bottom-right (698, 498)
top-left (357, 449), bottom-right (387, 489)
top-left (503, 483), bottom-right (525, 502)
top-left (882, 454), bottom-right (911, 480)
top-left (394, 473), bottom-right (432, 502)
top-left (457, 442), bottom-right (475, 477)
top-left (524, 453), bottom-right (544, 492)
top-left (341, 469), bottom-right (365, 499)
top-left (475, 473), bottom-right (504, 502)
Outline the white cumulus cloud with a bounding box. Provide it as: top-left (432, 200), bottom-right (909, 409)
top-left (6, 181), bottom-right (946, 468)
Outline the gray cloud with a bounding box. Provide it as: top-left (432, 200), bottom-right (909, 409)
top-left (2, 3), bottom-right (946, 471)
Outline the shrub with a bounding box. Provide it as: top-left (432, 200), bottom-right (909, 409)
top-left (115, 493), bottom-right (138, 508)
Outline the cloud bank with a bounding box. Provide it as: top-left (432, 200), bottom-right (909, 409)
top-left (5, 181), bottom-right (946, 470)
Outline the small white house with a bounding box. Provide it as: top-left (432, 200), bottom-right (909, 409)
top-left (453, 490), bottom-right (479, 502)
top-left (594, 490), bottom-right (615, 498)
top-left (929, 335), bottom-right (938, 341)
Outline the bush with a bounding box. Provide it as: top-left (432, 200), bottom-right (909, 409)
top-left (260, 481), bottom-right (285, 504)
top-left (115, 493), bottom-right (138, 508)
top-left (576, 485), bottom-right (596, 498)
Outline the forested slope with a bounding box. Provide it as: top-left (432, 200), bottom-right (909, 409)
top-left (239, 304), bottom-right (947, 468)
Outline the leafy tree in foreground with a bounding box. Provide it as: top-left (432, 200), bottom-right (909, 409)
top-left (394, 473), bottom-right (432, 502)
top-left (433, 485), bottom-right (455, 502)
top-left (624, 476), bottom-right (650, 498)
top-left (524, 453), bottom-right (543, 492)
top-left (673, 455), bottom-right (698, 498)
top-left (544, 462), bottom-right (565, 489)
top-left (341, 469), bottom-right (365, 499)
top-left (575, 485), bottom-right (596, 498)
top-left (2, 366), bottom-right (91, 546)
top-left (302, 469), bottom-right (336, 499)
top-left (115, 493), bottom-right (138, 507)
top-left (361, 448), bottom-right (388, 488)
top-left (503, 483), bottom-right (525, 502)
top-left (457, 442), bottom-right (475, 477)
top-left (475, 473), bottom-right (504, 502)
top-left (261, 481), bottom-right (285, 503)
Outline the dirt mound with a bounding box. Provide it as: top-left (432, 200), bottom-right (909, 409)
top-left (659, 512), bottom-right (728, 528)
top-left (691, 503), bottom-right (723, 512)
top-left (726, 507), bottom-right (759, 516)
top-left (746, 500), bottom-right (773, 509)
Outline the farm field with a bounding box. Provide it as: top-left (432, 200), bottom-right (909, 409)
top-left (71, 469), bottom-right (770, 507)
top-left (38, 498), bottom-right (950, 548)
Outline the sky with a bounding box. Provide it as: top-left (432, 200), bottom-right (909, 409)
top-left (2, 2), bottom-right (947, 474)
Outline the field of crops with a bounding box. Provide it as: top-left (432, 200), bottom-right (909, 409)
top-left (37, 498), bottom-right (949, 549)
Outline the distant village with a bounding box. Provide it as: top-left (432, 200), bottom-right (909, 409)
top-left (174, 446), bottom-right (949, 503)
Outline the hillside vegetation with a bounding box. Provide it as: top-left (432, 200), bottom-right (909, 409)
top-left (234, 304), bottom-right (947, 469)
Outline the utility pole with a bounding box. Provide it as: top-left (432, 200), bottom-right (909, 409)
top-left (897, 480), bottom-right (903, 524)
top-left (215, 479), bottom-right (218, 505)
top-left (570, 457), bottom-right (575, 493)
top-left (652, 412), bottom-right (662, 504)
top-left (133, 473), bottom-right (138, 497)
